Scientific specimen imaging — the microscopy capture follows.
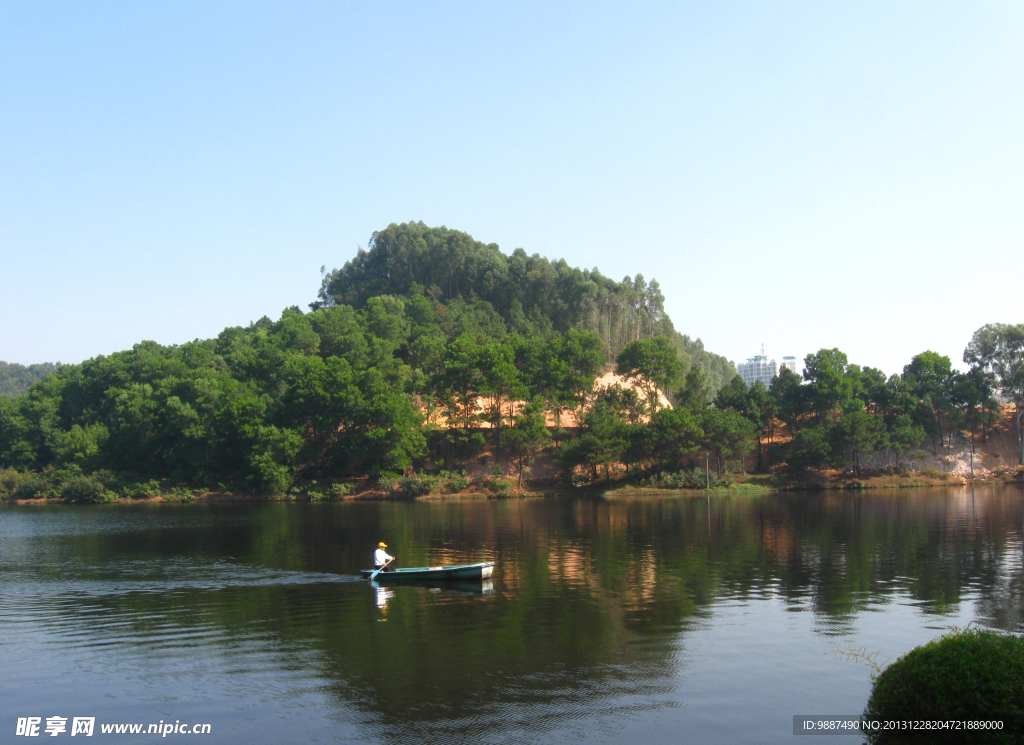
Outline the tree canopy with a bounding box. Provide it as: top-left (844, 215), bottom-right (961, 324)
top-left (316, 222), bottom-right (734, 391)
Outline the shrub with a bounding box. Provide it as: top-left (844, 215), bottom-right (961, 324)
top-left (120, 479), bottom-right (163, 499)
top-left (13, 473), bottom-right (53, 500)
top-left (305, 485), bottom-right (327, 501)
top-left (397, 474), bottom-right (443, 497)
top-left (163, 486), bottom-right (196, 503)
top-left (445, 473), bottom-right (470, 492)
top-left (0, 468), bottom-right (23, 501)
top-left (863, 628), bottom-right (1024, 743)
top-left (60, 475), bottom-right (116, 504)
top-left (655, 468), bottom-right (733, 489)
top-left (491, 479), bottom-right (513, 497)
top-left (329, 481), bottom-right (354, 499)
top-left (376, 472), bottom-right (399, 494)
top-left (920, 466), bottom-right (946, 480)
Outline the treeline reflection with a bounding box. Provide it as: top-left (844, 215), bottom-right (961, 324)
top-left (11, 486), bottom-right (1024, 736)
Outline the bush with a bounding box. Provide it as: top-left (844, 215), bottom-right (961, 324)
top-left (329, 481), bottom-right (354, 499)
top-left (863, 628), bottom-right (1024, 743)
top-left (0, 468), bottom-right (23, 500)
top-left (60, 475), bottom-right (116, 504)
top-left (376, 472), bottom-right (399, 494)
top-left (13, 473), bottom-right (53, 499)
top-left (654, 468), bottom-right (733, 489)
top-left (397, 474), bottom-right (443, 497)
top-left (443, 471), bottom-right (470, 492)
top-left (163, 486), bottom-right (196, 503)
top-left (491, 479), bottom-right (513, 497)
top-left (120, 478), bottom-right (163, 499)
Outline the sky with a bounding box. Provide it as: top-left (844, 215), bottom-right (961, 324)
top-left (2, 1), bottom-right (1022, 378)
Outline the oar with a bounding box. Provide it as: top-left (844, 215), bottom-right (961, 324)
top-left (369, 558), bottom-right (394, 581)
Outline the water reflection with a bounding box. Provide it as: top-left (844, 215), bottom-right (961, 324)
top-left (372, 582), bottom-right (395, 611)
top-left (1, 485), bottom-right (1022, 744)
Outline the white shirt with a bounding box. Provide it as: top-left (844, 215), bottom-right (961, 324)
top-left (374, 548), bottom-right (394, 567)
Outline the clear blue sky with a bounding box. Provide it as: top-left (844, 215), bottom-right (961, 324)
top-left (2, 1), bottom-right (1022, 377)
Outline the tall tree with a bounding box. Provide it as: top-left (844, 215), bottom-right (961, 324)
top-left (964, 323), bottom-right (1024, 464)
top-left (901, 351), bottom-right (953, 454)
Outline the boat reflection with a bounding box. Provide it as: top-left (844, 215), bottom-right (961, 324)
top-left (370, 578), bottom-right (495, 596)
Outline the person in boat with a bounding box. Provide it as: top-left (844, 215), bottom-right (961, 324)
top-left (374, 542), bottom-right (396, 572)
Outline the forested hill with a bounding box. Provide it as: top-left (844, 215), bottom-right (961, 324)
top-left (316, 222), bottom-right (734, 392)
top-left (1, 362), bottom-right (58, 398)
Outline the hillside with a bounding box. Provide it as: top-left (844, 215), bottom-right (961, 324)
top-left (0, 361), bottom-right (58, 398)
top-left (315, 222), bottom-right (735, 393)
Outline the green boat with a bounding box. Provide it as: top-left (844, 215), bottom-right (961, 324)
top-left (360, 562), bottom-right (495, 581)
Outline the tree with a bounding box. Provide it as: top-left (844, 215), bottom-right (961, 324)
top-left (803, 348), bottom-right (853, 419)
top-left (615, 337), bottom-right (684, 414)
top-left (676, 365), bottom-right (710, 411)
top-left (745, 381), bottom-right (777, 471)
top-left (949, 367), bottom-right (996, 476)
top-left (835, 403), bottom-right (886, 478)
top-left (645, 407), bottom-right (704, 472)
top-left (713, 375), bottom-right (749, 413)
top-left (701, 408), bottom-right (756, 475)
top-left (964, 323), bottom-right (1024, 465)
top-left (902, 351), bottom-right (953, 454)
top-left (480, 337), bottom-right (527, 431)
top-left (888, 415), bottom-right (925, 469)
top-left (500, 397), bottom-right (550, 487)
top-left (771, 366), bottom-right (808, 433)
top-left (434, 335), bottom-right (486, 429)
top-left (559, 402), bottom-right (629, 482)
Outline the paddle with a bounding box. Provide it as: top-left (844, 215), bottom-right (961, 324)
top-left (369, 557), bottom-right (394, 581)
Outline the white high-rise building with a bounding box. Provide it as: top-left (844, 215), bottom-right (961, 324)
top-left (736, 346), bottom-right (797, 388)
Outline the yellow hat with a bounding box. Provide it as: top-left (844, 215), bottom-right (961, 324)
top-left (378, 542), bottom-right (387, 548)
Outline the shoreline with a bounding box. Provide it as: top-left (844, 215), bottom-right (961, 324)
top-left (3, 468), bottom-right (1022, 507)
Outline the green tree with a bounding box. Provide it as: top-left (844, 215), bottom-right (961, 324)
top-left (835, 403), bottom-right (886, 478)
top-left (888, 415), bottom-right (925, 469)
top-left (902, 350), bottom-right (953, 455)
top-left (480, 337), bottom-right (527, 431)
top-left (803, 348), bottom-right (854, 420)
top-left (745, 381), bottom-right (777, 471)
top-left (964, 323), bottom-right (1024, 465)
top-left (771, 366), bottom-right (808, 433)
top-left (560, 402), bottom-right (629, 482)
top-left (615, 337), bottom-right (684, 414)
top-left (701, 408), bottom-right (756, 475)
top-left (676, 365), bottom-right (711, 411)
top-left (500, 397), bottom-right (550, 487)
top-left (645, 407), bottom-right (704, 472)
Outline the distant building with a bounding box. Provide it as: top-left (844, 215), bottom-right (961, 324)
top-left (737, 346), bottom-right (797, 388)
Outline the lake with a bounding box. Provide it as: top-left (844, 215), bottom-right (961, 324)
top-left (3, 486), bottom-right (1023, 743)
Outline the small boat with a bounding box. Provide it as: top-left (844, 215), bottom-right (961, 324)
top-left (360, 562), bottom-right (495, 581)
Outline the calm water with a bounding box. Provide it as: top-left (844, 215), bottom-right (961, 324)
top-left (3, 487), bottom-right (1023, 744)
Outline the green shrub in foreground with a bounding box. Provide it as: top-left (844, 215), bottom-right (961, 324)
top-left (863, 628), bottom-right (1024, 744)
